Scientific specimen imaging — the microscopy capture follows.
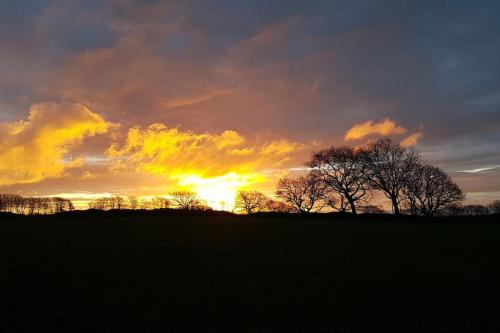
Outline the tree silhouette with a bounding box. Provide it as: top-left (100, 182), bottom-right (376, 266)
top-left (276, 174), bottom-right (324, 213)
top-left (170, 191), bottom-right (202, 210)
top-left (151, 196), bottom-right (170, 209)
top-left (308, 147), bottom-right (369, 214)
top-left (264, 199), bottom-right (294, 213)
top-left (461, 204), bottom-right (489, 216)
top-left (127, 196), bottom-right (139, 209)
top-left (362, 138), bottom-right (420, 214)
top-left (323, 192), bottom-right (351, 213)
top-left (488, 200), bottom-right (500, 214)
top-left (402, 164), bottom-right (464, 216)
top-left (234, 191), bottom-right (267, 214)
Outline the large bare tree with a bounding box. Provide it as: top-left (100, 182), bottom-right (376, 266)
top-left (276, 174), bottom-right (324, 213)
top-left (362, 138), bottom-right (420, 214)
top-left (308, 147), bottom-right (369, 214)
top-left (402, 164), bottom-right (464, 216)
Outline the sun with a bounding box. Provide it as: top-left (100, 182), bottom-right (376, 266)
top-left (177, 172), bottom-right (263, 211)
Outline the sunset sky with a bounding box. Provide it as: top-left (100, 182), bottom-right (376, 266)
top-left (1, 0), bottom-right (499, 209)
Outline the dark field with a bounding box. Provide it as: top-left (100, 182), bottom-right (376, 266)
top-left (1, 213), bottom-right (500, 332)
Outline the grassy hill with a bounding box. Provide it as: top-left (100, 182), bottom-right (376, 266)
top-left (1, 212), bottom-right (499, 332)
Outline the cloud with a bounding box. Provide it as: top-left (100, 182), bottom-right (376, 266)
top-left (400, 132), bottom-right (423, 147)
top-left (162, 89), bottom-right (233, 108)
top-left (0, 102), bottom-right (109, 186)
top-left (107, 123), bottom-right (304, 185)
top-left (456, 165), bottom-right (500, 174)
top-left (345, 118), bottom-right (408, 141)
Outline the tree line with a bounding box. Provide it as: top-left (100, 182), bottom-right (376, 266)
top-left (0, 194), bottom-right (74, 214)
top-left (87, 192), bottom-right (212, 211)
top-left (236, 138), bottom-right (500, 216)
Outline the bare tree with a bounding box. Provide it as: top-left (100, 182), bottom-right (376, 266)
top-left (12, 194), bottom-right (26, 214)
top-left (402, 164), bottom-right (464, 216)
top-left (139, 199), bottom-right (152, 210)
top-left (234, 191), bottom-right (267, 214)
top-left (40, 198), bottom-right (51, 214)
top-left (276, 174), bottom-right (324, 213)
top-left (359, 204), bottom-right (385, 214)
top-left (362, 138), bottom-right (420, 215)
top-left (170, 191), bottom-right (202, 210)
top-left (461, 204), bottom-right (489, 216)
top-left (264, 199), bottom-right (294, 213)
top-left (88, 198), bottom-right (108, 210)
top-left (151, 196), bottom-right (170, 209)
top-left (488, 200), bottom-right (500, 214)
top-left (127, 196), bottom-right (139, 209)
top-left (26, 197), bottom-right (38, 215)
top-left (115, 196), bottom-right (126, 209)
top-left (52, 197), bottom-right (72, 213)
top-left (323, 192), bottom-right (351, 213)
top-left (308, 147), bottom-right (369, 214)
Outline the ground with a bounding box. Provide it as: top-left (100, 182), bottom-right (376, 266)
top-left (1, 212), bottom-right (499, 332)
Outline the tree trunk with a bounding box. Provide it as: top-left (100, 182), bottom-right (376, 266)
top-left (391, 195), bottom-right (400, 215)
top-left (348, 197), bottom-right (357, 215)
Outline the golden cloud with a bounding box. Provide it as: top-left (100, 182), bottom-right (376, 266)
top-left (345, 118), bottom-right (407, 141)
top-left (400, 132), bottom-right (423, 147)
top-left (0, 102), bottom-right (109, 186)
top-left (107, 123), bottom-right (304, 182)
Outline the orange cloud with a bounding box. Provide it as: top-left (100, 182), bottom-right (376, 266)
top-left (400, 132), bottom-right (423, 147)
top-left (0, 102), bottom-right (109, 186)
top-left (345, 118), bottom-right (407, 141)
top-left (107, 123), bottom-right (304, 183)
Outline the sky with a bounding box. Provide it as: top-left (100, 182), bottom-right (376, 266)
top-left (1, 0), bottom-right (499, 209)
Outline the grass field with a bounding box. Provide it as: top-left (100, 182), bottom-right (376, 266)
top-left (1, 212), bottom-right (500, 332)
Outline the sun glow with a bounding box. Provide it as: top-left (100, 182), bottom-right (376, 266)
top-left (177, 172), bottom-right (264, 211)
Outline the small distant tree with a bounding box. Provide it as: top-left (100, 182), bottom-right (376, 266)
top-left (402, 164), bottom-right (464, 216)
top-left (359, 204), bottom-right (385, 214)
top-left (26, 197), bottom-right (39, 215)
top-left (170, 191), bottom-right (202, 210)
top-left (127, 196), bottom-right (139, 209)
top-left (488, 200), bottom-right (500, 214)
top-left (323, 192), bottom-right (350, 212)
top-left (264, 199), bottom-right (294, 213)
top-left (139, 199), bottom-right (152, 210)
top-left (88, 198), bottom-right (108, 210)
top-left (192, 200), bottom-right (211, 211)
top-left (151, 196), bottom-right (170, 209)
top-left (52, 197), bottom-right (73, 213)
top-left (442, 203), bottom-right (463, 216)
top-left (461, 204), bottom-right (489, 216)
top-left (11, 194), bottom-right (26, 214)
top-left (276, 175), bottom-right (324, 213)
top-left (40, 198), bottom-right (51, 214)
top-left (234, 191), bottom-right (267, 214)
top-left (115, 196), bottom-right (126, 209)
